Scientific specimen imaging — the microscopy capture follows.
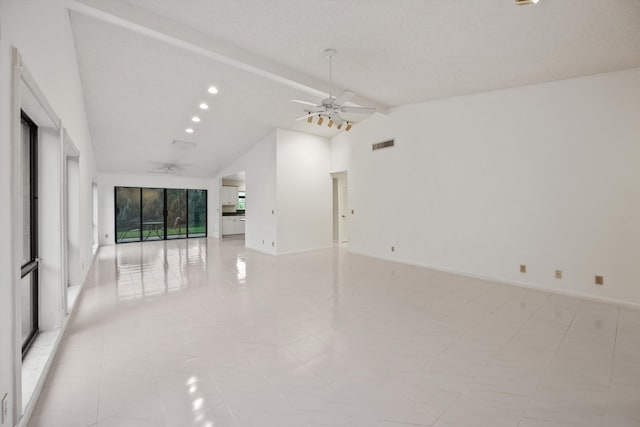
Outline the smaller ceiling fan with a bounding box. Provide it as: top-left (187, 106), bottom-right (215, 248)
top-left (145, 163), bottom-right (185, 175)
top-left (292, 49), bottom-right (375, 131)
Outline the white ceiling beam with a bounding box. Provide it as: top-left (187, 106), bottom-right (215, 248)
top-left (66, 0), bottom-right (388, 114)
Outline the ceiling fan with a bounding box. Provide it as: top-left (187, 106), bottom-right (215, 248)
top-left (292, 49), bottom-right (375, 131)
top-left (145, 163), bottom-right (185, 175)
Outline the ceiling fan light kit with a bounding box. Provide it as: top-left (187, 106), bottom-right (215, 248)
top-left (293, 48), bottom-right (375, 132)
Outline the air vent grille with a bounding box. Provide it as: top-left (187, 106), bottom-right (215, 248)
top-left (372, 139), bottom-right (394, 151)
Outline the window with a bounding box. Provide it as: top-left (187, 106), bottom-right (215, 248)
top-left (115, 187), bottom-right (207, 243)
top-left (21, 112), bottom-right (39, 355)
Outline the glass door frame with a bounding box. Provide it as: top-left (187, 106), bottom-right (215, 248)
top-left (114, 187), bottom-right (207, 244)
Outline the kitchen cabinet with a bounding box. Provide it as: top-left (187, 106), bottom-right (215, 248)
top-left (221, 186), bottom-right (239, 206)
top-left (222, 216), bottom-right (245, 235)
top-left (222, 217), bottom-right (234, 235)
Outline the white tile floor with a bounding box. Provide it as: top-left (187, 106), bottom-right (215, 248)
top-left (28, 238), bottom-right (640, 427)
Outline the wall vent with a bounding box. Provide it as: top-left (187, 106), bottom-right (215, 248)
top-left (372, 139), bottom-right (394, 151)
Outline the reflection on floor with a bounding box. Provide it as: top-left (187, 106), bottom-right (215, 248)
top-left (29, 238), bottom-right (640, 426)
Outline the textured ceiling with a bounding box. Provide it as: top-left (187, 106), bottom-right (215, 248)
top-left (124, 0), bottom-right (640, 106)
top-left (70, 0), bottom-right (640, 177)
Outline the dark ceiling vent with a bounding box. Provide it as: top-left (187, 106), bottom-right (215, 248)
top-left (372, 139), bottom-right (394, 151)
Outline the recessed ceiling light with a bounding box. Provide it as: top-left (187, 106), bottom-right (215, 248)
top-left (516, 0), bottom-right (539, 4)
top-left (208, 86), bottom-right (218, 94)
top-left (199, 103), bottom-right (209, 110)
top-left (191, 116), bottom-right (200, 122)
top-left (185, 128), bottom-right (194, 133)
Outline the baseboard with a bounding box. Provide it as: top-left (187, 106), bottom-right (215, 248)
top-left (348, 249), bottom-right (640, 311)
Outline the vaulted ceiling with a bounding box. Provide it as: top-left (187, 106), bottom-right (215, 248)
top-left (69, 0), bottom-right (640, 178)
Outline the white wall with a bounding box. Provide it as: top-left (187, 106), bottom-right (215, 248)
top-left (0, 1), bottom-right (98, 425)
top-left (216, 129), bottom-right (333, 256)
top-left (1, 0), bottom-right (98, 282)
top-left (216, 131), bottom-right (278, 254)
top-left (332, 67), bottom-right (640, 307)
top-left (97, 173), bottom-right (211, 246)
top-left (0, 39), bottom-right (17, 427)
top-left (276, 129), bottom-right (332, 254)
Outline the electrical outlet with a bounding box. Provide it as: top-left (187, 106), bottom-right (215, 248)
top-left (351, 209), bottom-right (354, 215)
top-left (520, 264), bottom-right (527, 273)
top-left (272, 241), bottom-right (274, 247)
top-left (391, 246), bottom-right (395, 252)
top-left (105, 234), bottom-right (108, 238)
top-left (595, 275), bottom-right (604, 285)
top-left (262, 240), bottom-right (264, 244)
top-left (555, 270), bottom-right (563, 279)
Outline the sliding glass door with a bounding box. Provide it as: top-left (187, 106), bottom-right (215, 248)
top-left (115, 187), bottom-right (141, 243)
top-left (167, 189), bottom-right (187, 239)
top-left (142, 188), bottom-right (164, 241)
top-left (115, 187), bottom-right (206, 243)
top-left (21, 112), bottom-right (39, 354)
top-left (188, 189), bottom-right (207, 238)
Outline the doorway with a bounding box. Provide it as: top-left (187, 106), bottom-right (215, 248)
top-left (331, 171), bottom-right (348, 243)
top-left (220, 172), bottom-right (246, 238)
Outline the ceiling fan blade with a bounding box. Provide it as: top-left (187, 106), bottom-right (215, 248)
top-left (334, 90), bottom-right (355, 106)
top-left (291, 99), bottom-right (319, 107)
top-left (341, 106), bottom-right (376, 115)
